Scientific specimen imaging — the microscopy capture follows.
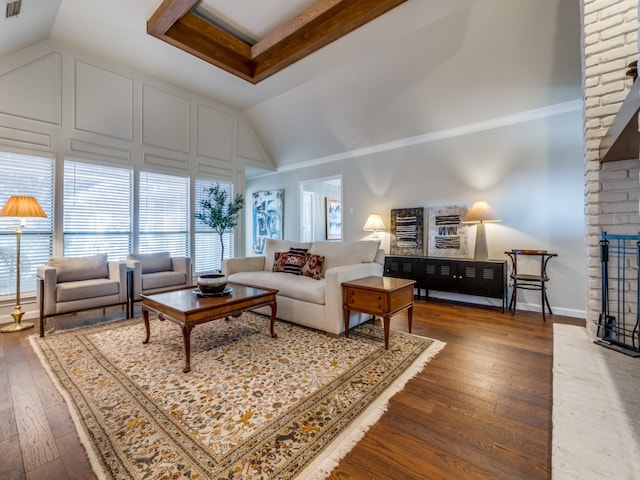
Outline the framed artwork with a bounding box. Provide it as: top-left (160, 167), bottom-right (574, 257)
top-left (325, 198), bottom-right (342, 240)
top-left (390, 207), bottom-right (424, 256)
top-left (427, 204), bottom-right (469, 257)
top-left (252, 190), bottom-right (284, 254)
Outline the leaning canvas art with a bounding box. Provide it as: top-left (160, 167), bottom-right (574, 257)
top-left (427, 204), bottom-right (469, 257)
top-left (252, 190), bottom-right (283, 254)
top-left (390, 207), bottom-right (424, 256)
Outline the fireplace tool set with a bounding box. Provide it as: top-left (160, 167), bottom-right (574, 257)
top-left (596, 232), bottom-right (640, 356)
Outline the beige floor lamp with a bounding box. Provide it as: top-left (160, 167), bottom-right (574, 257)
top-left (0, 195), bottom-right (47, 333)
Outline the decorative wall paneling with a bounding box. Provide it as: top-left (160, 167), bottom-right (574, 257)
top-left (0, 125), bottom-right (50, 149)
top-left (237, 114), bottom-right (268, 163)
top-left (74, 60), bottom-right (134, 141)
top-left (67, 139), bottom-right (131, 162)
top-left (0, 41), bottom-right (273, 178)
top-left (141, 84), bottom-right (190, 153)
top-left (0, 53), bottom-right (62, 125)
top-left (196, 104), bottom-right (232, 162)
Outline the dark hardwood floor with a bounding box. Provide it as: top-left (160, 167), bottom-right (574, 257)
top-left (0, 300), bottom-right (583, 480)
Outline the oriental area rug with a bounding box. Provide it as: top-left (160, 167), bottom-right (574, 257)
top-left (30, 312), bottom-right (444, 480)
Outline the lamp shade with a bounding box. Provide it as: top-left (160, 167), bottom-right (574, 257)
top-left (462, 201), bottom-right (501, 224)
top-left (363, 213), bottom-right (386, 232)
top-left (0, 196), bottom-right (47, 218)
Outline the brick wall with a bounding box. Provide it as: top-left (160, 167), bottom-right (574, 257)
top-left (583, 0), bottom-right (640, 336)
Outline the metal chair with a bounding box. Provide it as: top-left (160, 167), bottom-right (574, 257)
top-left (505, 250), bottom-right (557, 321)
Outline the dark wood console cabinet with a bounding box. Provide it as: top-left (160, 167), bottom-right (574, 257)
top-left (384, 255), bottom-right (507, 311)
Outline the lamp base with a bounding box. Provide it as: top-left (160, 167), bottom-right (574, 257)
top-left (473, 222), bottom-right (489, 261)
top-left (0, 306), bottom-right (34, 333)
top-left (0, 320), bottom-right (34, 333)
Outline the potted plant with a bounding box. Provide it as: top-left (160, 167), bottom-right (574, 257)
top-left (195, 184), bottom-right (244, 272)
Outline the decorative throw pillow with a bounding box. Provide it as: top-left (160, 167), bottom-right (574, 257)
top-left (272, 252), bottom-right (287, 272)
top-left (282, 248), bottom-right (308, 275)
top-left (300, 253), bottom-right (325, 280)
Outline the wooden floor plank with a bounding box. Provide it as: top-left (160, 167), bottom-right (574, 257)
top-left (0, 300), bottom-right (582, 479)
top-left (0, 435), bottom-right (26, 480)
top-left (11, 380), bottom-right (60, 472)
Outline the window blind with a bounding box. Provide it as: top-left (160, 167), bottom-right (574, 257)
top-left (194, 179), bottom-right (235, 273)
top-left (139, 171), bottom-right (189, 256)
top-left (63, 160), bottom-right (132, 260)
top-left (0, 152), bottom-right (54, 296)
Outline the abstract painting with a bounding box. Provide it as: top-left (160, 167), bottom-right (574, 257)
top-left (325, 198), bottom-right (342, 240)
top-left (390, 207), bottom-right (424, 256)
top-left (252, 190), bottom-right (283, 254)
top-left (427, 205), bottom-right (469, 257)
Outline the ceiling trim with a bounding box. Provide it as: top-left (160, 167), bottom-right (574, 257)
top-left (268, 100), bottom-right (584, 176)
top-left (147, 0), bottom-right (407, 84)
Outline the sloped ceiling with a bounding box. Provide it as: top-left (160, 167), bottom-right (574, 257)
top-left (0, 0), bottom-right (581, 175)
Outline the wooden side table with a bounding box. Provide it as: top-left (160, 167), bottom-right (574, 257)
top-left (342, 276), bottom-right (415, 349)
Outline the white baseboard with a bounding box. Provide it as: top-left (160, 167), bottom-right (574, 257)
top-left (509, 302), bottom-right (586, 319)
top-left (425, 290), bottom-right (586, 319)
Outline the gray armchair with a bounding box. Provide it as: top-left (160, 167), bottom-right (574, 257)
top-left (37, 253), bottom-right (128, 336)
top-left (127, 252), bottom-right (191, 301)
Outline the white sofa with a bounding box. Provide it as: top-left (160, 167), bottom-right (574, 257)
top-left (223, 239), bottom-right (385, 335)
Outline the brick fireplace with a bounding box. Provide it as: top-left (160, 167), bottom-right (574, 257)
top-left (583, 0), bottom-right (640, 336)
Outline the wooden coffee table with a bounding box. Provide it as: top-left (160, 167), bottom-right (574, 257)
top-left (141, 283), bottom-right (278, 372)
top-left (342, 276), bottom-right (415, 349)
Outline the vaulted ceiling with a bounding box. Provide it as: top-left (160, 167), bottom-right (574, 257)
top-left (0, 0), bottom-right (582, 176)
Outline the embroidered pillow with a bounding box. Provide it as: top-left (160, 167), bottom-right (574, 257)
top-left (282, 248), bottom-right (308, 275)
top-left (272, 252), bottom-right (287, 272)
top-left (300, 253), bottom-right (325, 280)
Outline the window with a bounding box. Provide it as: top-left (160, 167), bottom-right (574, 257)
top-left (0, 152), bottom-right (54, 296)
top-left (139, 171), bottom-right (189, 256)
top-left (63, 161), bottom-right (132, 260)
top-left (194, 179), bottom-right (235, 273)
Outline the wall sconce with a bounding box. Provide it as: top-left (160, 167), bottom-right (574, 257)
top-left (0, 195), bottom-right (47, 333)
top-left (363, 213), bottom-right (386, 239)
top-left (462, 201), bottom-right (501, 261)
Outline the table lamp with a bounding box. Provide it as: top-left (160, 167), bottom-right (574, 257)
top-left (462, 201), bottom-right (501, 261)
top-left (363, 213), bottom-right (386, 239)
top-left (0, 196), bottom-right (47, 333)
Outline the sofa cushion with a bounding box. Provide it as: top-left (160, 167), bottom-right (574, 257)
top-left (272, 252), bottom-right (287, 272)
top-left (142, 271), bottom-right (187, 291)
top-left (263, 239), bottom-right (312, 271)
top-left (309, 241), bottom-right (379, 274)
top-left (300, 253), bottom-right (325, 280)
top-left (128, 252), bottom-right (172, 274)
top-left (228, 271), bottom-right (326, 305)
top-left (282, 248), bottom-right (308, 275)
top-left (49, 254), bottom-right (109, 283)
top-left (56, 278), bottom-right (119, 302)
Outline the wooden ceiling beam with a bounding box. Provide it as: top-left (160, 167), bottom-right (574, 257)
top-left (147, 0), bottom-right (198, 36)
top-left (146, 0), bottom-right (407, 84)
top-left (252, 0), bottom-right (407, 82)
top-left (251, 0), bottom-right (345, 58)
top-left (168, 13), bottom-right (254, 80)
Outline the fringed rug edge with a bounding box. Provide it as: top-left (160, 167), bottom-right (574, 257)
top-left (297, 338), bottom-right (447, 480)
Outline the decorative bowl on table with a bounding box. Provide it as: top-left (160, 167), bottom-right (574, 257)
top-left (197, 273), bottom-right (228, 294)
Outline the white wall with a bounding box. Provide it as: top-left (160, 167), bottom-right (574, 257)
top-left (0, 40), bottom-right (272, 257)
top-left (0, 40), bottom-right (272, 318)
top-left (248, 107), bottom-right (587, 317)
top-left (0, 40), bottom-right (587, 319)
